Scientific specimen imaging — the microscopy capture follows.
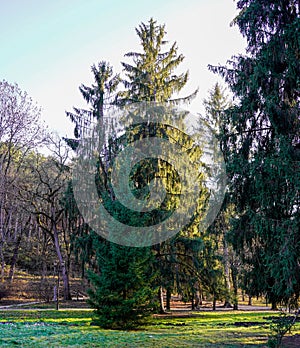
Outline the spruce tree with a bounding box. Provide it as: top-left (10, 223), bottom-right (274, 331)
top-left (202, 84), bottom-right (236, 308)
top-left (117, 18), bottom-right (198, 105)
top-left (65, 61), bottom-right (120, 150)
top-left (67, 18), bottom-right (209, 322)
top-left (88, 243), bottom-right (158, 329)
top-left (203, 83), bottom-right (231, 132)
top-left (116, 18), bottom-right (212, 313)
top-left (66, 61), bottom-right (159, 328)
top-left (210, 0), bottom-right (300, 309)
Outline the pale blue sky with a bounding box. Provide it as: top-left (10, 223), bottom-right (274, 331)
top-left (0, 0), bottom-right (246, 136)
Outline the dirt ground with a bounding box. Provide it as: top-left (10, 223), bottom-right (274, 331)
top-left (0, 297), bottom-right (272, 311)
top-left (282, 334), bottom-right (300, 347)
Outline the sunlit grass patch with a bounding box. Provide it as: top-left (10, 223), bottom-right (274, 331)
top-left (0, 309), bottom-right (296, 347)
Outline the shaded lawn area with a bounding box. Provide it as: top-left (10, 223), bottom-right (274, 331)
top-left (0, 310), bottom-right (299, 347)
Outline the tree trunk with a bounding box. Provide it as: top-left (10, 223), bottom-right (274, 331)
top-left (231, 267), bottom-right (238, 310)
top-left (166, 287), bottom-right (171, 311)
top-left (159, 286), bottom-right (165, 314)
top-left (213, 295), bottom-right (216, 311)
top-left (0, 207), bottom-right (5, 283)
top-left (0, 240), bottom-right (5, 283)
top-left (194, 290), bottom-right (200, 309)
top-left (8, 232), bottom-right (22, 282)
top-left (271, 300), bottom-right (277, 310)
top-left (248, 296), bottom-right (252, 306)
top-left (223, 237), bottom-right (232, 308)
top-left (223, 300), bottom-right (233, 308)
top-left (199, 287), bottom-right (203, 305)
top-left (53, 225), bottom-right (71, 300)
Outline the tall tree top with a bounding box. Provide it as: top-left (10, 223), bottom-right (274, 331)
top-left (118, 18), bottom-right (198, 105)
top-left (65, 61), bottom-right (120, 145)
top-left (210, 0), bottom-right (299, 140)
top-left (203, 83), bottom-right (231, 134)
top-left (233, 0), bottom-right (299, 54)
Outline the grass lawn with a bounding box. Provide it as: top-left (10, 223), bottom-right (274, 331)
top-left (0, 310), bottom-right (299, 347)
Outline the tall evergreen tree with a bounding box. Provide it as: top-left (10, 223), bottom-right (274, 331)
top-left (66, 60), bottom-right (159, 327)
top-left (210, 0), bottom-right (300, 309)
top-left (117, 18), bottom-right (198, 105)
top-left (116, 18), bottom-right (210, 313)
top-left (203, 83), bottom-right (230, 132)
top-left (65, 61), bottom-right (120, 150)
top-left (67, 18), bottom-right (209, 323)
top-left (202, 84), bottom-right (236, 309)
top-left (65, 61), bottom-right (120, 273)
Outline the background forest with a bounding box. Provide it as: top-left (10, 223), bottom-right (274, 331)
top-left (0, 0), bottom-right (299, 334)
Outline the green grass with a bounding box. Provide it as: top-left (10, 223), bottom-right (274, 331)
top-left (0, 310), bottom-right (299, 347)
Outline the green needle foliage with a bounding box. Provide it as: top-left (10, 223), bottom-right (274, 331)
top-left (66, 17), bottom-right (211, 327)
top-left (116, 18), bottom-right (212, 313)
top-left (88, 242), bottom-right (158, 329)
top-left (117, 18), bottom-right (198, 105)
top-left (65, 61), bottom-right (120, 149)
top-left (210, 0), bottom-right (300, 309)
